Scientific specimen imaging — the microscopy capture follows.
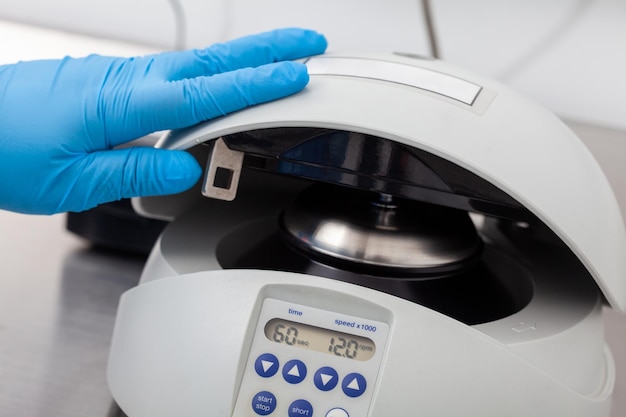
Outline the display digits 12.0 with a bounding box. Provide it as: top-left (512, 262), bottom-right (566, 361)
top-left (329, 337), bottom-right (360, 359)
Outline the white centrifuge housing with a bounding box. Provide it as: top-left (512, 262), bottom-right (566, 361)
top-left (107, 54), bottom-right (626, 417)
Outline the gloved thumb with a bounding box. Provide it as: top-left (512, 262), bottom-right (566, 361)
top-left (63, 147), bottom-right (202, 212)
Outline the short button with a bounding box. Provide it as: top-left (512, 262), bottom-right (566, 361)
top-left (252, 391), bottom-right (277, 415)
top-left (341, 373), bottom-right (367, 398)
top-left (288, 399), bottom-right (313, 417)
top-left (255, 353), bottom-right (279, 378)
top-left (314, 366), bottom-right (339, 391)
top-left (282, 359), bottom-right (307, 384)
top-left (326, 408), bottom-right (349, 417)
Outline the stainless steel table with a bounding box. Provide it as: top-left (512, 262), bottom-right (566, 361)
top-left (0, 211), bottom-right (140, 416)
top-left (1, 122), bottom-right (625, 417)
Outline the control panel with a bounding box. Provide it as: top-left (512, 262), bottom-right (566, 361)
top-left (233, 298), bottom-right (389, 417)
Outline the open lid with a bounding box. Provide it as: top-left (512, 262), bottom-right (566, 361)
top-left (134, 53), bottom-right (626, 312)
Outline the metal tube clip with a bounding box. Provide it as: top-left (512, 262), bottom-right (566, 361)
top-left (201, 137), bottom-right (244, 201)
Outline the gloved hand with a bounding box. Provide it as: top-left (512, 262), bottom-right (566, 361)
top-left (0, 28), bottom-right (327, 215)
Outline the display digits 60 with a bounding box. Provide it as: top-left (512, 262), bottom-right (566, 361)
top-left (271, 322), bottom-right (300, 346)
top-left (264, 318), bottom-right (375, 361)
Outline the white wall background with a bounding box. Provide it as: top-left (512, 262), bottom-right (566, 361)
top-left (0, 0), bottom-right (624, 131)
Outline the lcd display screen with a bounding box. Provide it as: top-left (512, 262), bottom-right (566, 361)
top-left (264, 318), bottom-right (376, 361)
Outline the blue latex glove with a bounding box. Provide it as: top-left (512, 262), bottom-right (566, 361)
top-left (0, 28), bottom-right (327, 215)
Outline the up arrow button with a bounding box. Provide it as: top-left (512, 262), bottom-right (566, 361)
top-left (288, 364), bottom-right (301, 377)
top-left (283, 359), bottom-right (307, 384)
top-left (342, 373), bottom-right (367, 398)
top-left (346, 378), bottom-right (360, 390)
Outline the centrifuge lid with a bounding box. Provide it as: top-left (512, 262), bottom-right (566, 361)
top-left (134, 53), bottom-right (626, 312)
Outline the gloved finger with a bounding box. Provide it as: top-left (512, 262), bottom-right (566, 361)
top-left (153, 28), bottom-right (327, 81)
top-left (62, 147), bottom-right (202, 212)
top-left (110, 61), bottom-right (309, 143)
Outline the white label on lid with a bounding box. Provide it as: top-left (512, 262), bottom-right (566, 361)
top-left (306, 57), bottom-right (482, 105)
